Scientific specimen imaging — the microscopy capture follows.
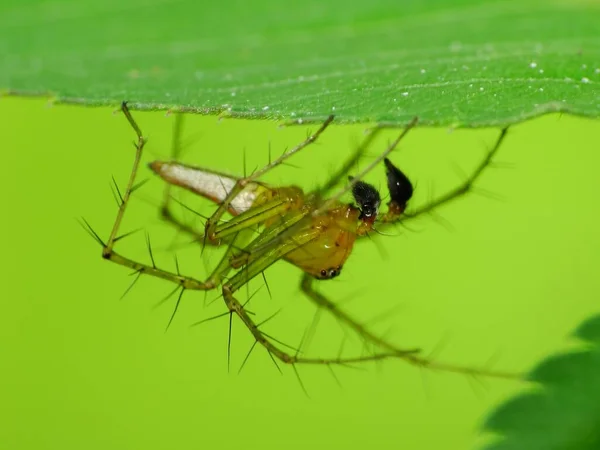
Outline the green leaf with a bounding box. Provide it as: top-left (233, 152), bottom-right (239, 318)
top-left (482, 314), bottom-right (600, 450)
top-left (1, 0), bottom-right (599, 126)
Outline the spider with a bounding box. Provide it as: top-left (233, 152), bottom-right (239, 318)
top-left (83, 102), bottom-right (515, 380)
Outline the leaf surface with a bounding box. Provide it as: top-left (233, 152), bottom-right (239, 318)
top-left (1, 0), bottom-right (599, 125)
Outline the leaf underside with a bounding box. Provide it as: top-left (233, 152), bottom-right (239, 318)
top-left (1, 0), bottom-right (599, 126)
top-left (482, 314), bottom-right (600, 450)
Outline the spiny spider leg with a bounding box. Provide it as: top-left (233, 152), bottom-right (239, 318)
top-left (220, 230), bottom-right (420, 365)
top-left (379, 127), bottom-right (509, 226)
top-left (162, 111), bottom-right (184, 212)
top-left (317, 118), bottom-right (431, 198)
top-left (155, 112), bottom-right (273, 275)
top-left (156, 112), bottom-right (334, 251)
top-left (300, 274), bottom-right (519, 379)
top-left (313, 117), bottom-right (419, 217)
top-left (317, 124), bottom-right (388, 196)
top-left (158, 113), bottom-right (220, 247)
top-left (101, 103), bottom-right (216, 290)
top-left (299, 274), bottom-right (420, 358)
top-left (204, 115), bottom-right (335, 242)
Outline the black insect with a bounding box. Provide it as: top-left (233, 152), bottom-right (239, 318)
top-left (348, 176), bottom-right (381, 221)
top-left (384, 158), bottom-right (413, 213)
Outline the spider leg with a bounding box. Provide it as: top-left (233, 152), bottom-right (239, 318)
top-left (267, 118), bottom-right (419, 249)
top-left (300, 273), bottom-right (420, 356)
top-left (299, 274), bottom-right (519, 379)
top-left (204, 116), bottom-right (335, 241)
top-left (220, 227), bottom-right (425, 367)
top-left (379, 127), bottom-right (509, 226)
top-left (317, 124), bottom-right (386, 195)
top-left (93, 105), bottom-right (310, 332)
top-left (314, 117), bottom-right (418, 216)
top-left (158, 113), bottom-right (221, 247)
top-left (96, 103), bottom-right (218, 291)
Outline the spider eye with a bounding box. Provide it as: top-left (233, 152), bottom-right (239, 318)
top-left (384, 158), bottom-right (413, 209)
top-left (318, 267), bottom-right (343, 279)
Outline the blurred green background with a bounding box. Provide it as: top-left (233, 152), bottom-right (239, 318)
top-left (1, 97), bottom-right (599, 449)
